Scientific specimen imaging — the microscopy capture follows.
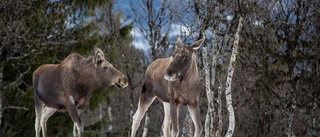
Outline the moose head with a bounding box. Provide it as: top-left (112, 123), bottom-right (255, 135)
top-left (92, 48), bottom-right (128, 88)
top-left (164, 37), bottom-right (205, 81)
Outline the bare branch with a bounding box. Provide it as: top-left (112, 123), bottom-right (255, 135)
top-left (41, 40), bottom-right (78, 46)
top-left (9, 66), bottom-right (31, 88)
top-left (4, 106), bottom-right (29, 111)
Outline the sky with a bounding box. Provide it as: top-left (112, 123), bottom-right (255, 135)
top-left (114, 0), bottom-right (192, 54)
top-left (113, 0), bottom-right (237, 55)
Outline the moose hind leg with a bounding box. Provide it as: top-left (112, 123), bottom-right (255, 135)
top-left (188, 105), bottom-right (203, 137)
top-left (40, 107), bottom-right (56, 137)
top-left (35, 97), bottom-right (44, 137)
top-left (131, 95), bottom-right (155, 137)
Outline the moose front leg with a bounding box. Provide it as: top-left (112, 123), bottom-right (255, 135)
top-left (170, 102), bottom-right (180, 137)
top-left (67, 95), bottom-right (83, 137)
top-left (162, 102), bottom-right (171, 137)
top-left (73, 109), bottom-right (84, 137)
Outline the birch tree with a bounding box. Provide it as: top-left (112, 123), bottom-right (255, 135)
top-left (178, 1), bottom-right (214, 135)
top-left (174, 1), bottom-right (239, 136)
top-left (129, 0), bottom-right (173, 61)
top-left (204, 1), bottom-right (222, 136)
top-left (225, 16), bottom-right (243, 137)
top-left (203, 38), bottom-right (214, 137)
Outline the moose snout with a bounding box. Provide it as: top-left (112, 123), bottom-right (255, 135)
top-left (167, 68), bottom-right (178, 77)
top-left (164, 69), bottom-right (178, 81)
top-left (115, 76), bottom-right (128, 88)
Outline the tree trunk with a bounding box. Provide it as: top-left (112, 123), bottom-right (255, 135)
top-left (204, 42), bottom-right (215, 137)
top-left (217, 76), bottom-right (223, 137)
top-left (182, 113), bottom-right (193, 137)
top-left (129, 89), bottom-right (134, 136)
top-left (211, 12), bottom-right (220, 136)
top-left (0, 89), bottom-right (2, 126)
top-left (224, 16), bottom-right (243, 137)
top-left (0, 63), bottom-right (3, 126)
top-left (107, 105), bottom-right (113, 131)
top-left (287, 80), bottom-right (298, 137)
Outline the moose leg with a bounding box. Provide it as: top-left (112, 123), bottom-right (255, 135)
top-left (162, 102), bottom-right (171, 137)
top-left (131, 94), bottom-right (155, 137)
top-left (73, 109), bottom-right (84, 137)
top-left (68, 107), bottom-right (83, 137)
top-left (188, 105), bottom-right (203, 137)
top-left (67, 103), bottom-right (83, 137)
top-left (170, 102), bottom-right (180, 137)
top-left (35, 97), bottom-right (44, 137)
top-left (40, 107), bottom-right (56, 137)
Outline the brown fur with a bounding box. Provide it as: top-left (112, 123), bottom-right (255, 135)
top-left (33, 48), bottom-right (128, 137)
top-left (131, 37), bottom-right (205, 137)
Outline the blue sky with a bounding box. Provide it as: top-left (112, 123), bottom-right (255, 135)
top-left (113, 0), bottom-right (235, 53)
top-left (114, 0), bottom-right (193, 54)
top-left (113, 0), bottom-right (245, 59)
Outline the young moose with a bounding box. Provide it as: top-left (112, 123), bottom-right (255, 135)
top-left (131, 37), bottom-right (205, 137)
top-left (33, 48), bottom-right (128, 137)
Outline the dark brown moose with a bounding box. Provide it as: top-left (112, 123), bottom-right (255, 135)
top-left (130, 37), bottom-right (205, 137)
top-left (33, 48), bottom-right (128, 137)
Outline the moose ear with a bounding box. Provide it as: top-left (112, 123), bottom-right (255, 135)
top-left (189, 37), bottom-right (205, 50)
top-left (176, 36), bottom-right (183, 45)
top-left (173, 36), bottom-right (183, 50)
top-left (93, 48), bottom-right (105, 67)
top-left (175, 36), bottom-right (184, 47)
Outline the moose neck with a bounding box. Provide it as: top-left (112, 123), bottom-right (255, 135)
top-left (181, 53), bottom-right (198, 82)
top-left (77, 58), bottom-right (102, 91)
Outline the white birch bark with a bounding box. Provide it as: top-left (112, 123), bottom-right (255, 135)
top-left (107, 105), bottom-right (113, 131)
top-left (204, 31), bottom-right (219, 137)
top-left (188, 115), bottom-right (194, 137)
top-left (224, 16), bottom-right (243, 137)
top-left (129, 91), bottom-right (134, 136)
top-left (203, 42), bottom-right (214, 137)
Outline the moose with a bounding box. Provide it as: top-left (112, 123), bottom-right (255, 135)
top-left (131, 37), bottom-right (205, 137)
top-left (33, 48), bottom-right (128, 137)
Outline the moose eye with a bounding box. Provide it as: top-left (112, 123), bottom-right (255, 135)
top-left (102, 66), bottom-right (108, 71)
top-left (182, 55), bottom-right (187, 60)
